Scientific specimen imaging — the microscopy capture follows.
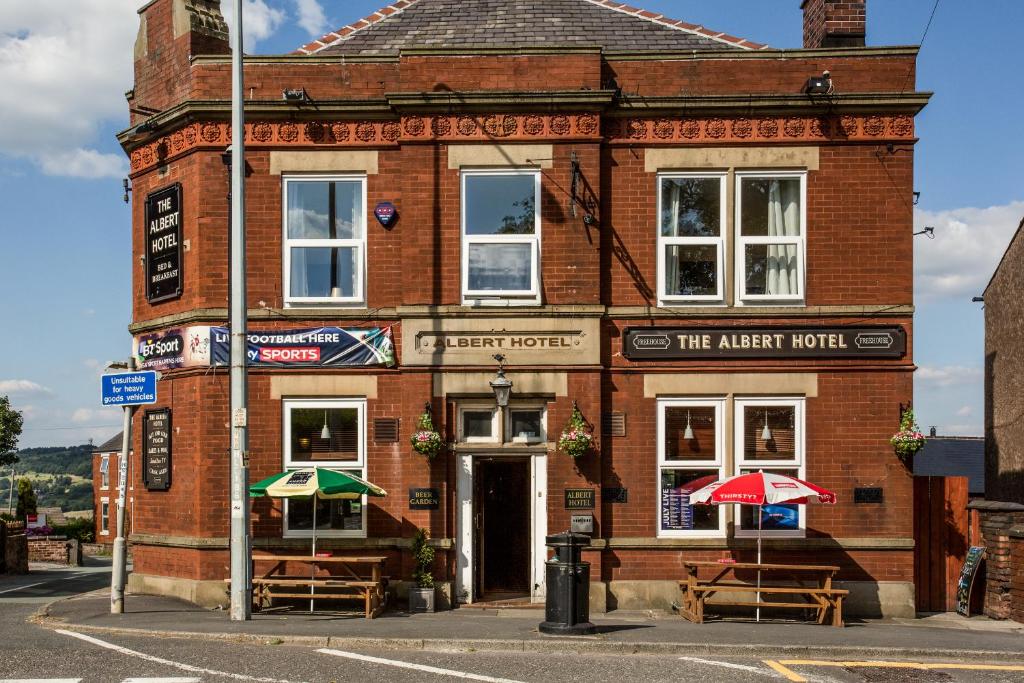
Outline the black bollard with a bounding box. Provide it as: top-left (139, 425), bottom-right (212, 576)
top-left (539, 531), bottom-right (596, 635)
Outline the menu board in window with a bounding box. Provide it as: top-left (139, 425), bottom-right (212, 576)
top-left (143, 408), bottom-right (172, 491)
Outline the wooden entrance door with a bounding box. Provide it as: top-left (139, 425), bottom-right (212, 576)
top-left (473, 457), bottom-right (531, 598)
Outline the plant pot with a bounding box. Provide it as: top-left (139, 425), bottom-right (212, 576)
top-left (408, 586), bottom-right (435, 613)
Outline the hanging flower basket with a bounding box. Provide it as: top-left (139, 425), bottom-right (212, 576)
top-left (890, 408), bottom-right (925, 466)
top-left (557, 403), bottom-right (594, 459)
top-left (410, 410), bottom-right (443, 459)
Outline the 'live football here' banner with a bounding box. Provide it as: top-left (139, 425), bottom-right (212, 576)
top-left (210, 326), bottom-right (395, 367)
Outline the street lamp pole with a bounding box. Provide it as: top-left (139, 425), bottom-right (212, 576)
top-left (228, 0), bottom-right (252, 621)
top-left (110, 358), bottom-right (136, 614)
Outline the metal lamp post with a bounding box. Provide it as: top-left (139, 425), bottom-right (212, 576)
top-left (489, 354), bottom-right (513, 407)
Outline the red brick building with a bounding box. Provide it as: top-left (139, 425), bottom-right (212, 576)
top-left (120, 0), bottom-right (926, 615)
top-left (91, 433), bottom-right (131, 546)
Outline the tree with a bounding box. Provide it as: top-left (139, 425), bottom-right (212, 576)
top-left (0, 395), bottom-right (24, 468)
top-left (16, 478), bottom-right (37, 521)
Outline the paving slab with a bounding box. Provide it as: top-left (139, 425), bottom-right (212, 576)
top-left (35, 590), bottom-right (1024, 660)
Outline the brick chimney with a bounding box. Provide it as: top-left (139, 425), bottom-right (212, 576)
top-left (131, 0), bottom-right (229, 121)
top-left (801, 0), bottom-right (866, 49)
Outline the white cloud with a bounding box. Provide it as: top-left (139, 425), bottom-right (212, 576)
top-left (916, 365), bottom-right (983, 389)
top-left (71, 407), bottom-right (118, 425)
top-left (0, 379), bottom-right (54, 398)
top-left (915, 201), bottom-right (1024, 302)
top-left (293, 0), bottom-right (328, 37)
top-left (38, 147), bottom-right (126, 179)
top-left (0, 1), bottom-right (138, 178)
top-left (222, 0), bottom-right (286, 51)
top-left (956, 405), bottom-right (973, 417)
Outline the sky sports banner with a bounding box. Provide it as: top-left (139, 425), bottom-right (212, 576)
top-left (210, 326), bottom-right (396, 368)
top-left (135, 326), bottom-right (395, 369)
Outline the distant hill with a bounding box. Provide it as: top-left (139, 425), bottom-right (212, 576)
top-left (0, 444), bottom-right (94, 513)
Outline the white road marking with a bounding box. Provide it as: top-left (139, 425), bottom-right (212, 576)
top-left (678, 656), bottom-right (777, 675)
top-left (55, 630), bottom-right (307, 683)
top-left (0, 582), bottom-right (47, 595)
top-left (318, 648), bottom-right (525, 683)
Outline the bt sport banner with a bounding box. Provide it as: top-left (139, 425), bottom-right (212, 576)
top-left (135, 326), bottom-right (395, 369)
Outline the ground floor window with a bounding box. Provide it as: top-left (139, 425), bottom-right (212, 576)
top-left (100, 498), bottom-right (110, 535)
top-left (282, 399), bottom-right (367, 538)
top-left (656, 396), bottom-right (806, 539)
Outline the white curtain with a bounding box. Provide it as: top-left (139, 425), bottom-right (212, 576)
top-left (665, 182), bottom-right (681, 295)
top-left (766, 180), bottom-right (800, 296)
top-left (291, 248), bottom-right (309, 297)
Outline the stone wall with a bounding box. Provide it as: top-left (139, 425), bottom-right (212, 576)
top-left (2, 523), bottom-right (28, 574)
top-left (969, 500), bottom-right (1024, 619)
top-left (27, 537), bottom-right (82, 566)
top-left (1010, 526), bottom-right (1024, 624)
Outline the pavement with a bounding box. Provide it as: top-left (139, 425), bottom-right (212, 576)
top-left (35, 589), bottom-right (1024, 661)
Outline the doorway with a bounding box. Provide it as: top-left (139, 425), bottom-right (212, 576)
top-left (474, 458), bottom-right (531, 599)
top-left (457, 453), bottom-right (546, 604)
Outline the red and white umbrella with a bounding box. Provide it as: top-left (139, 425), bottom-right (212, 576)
top-left (688, 471), bottom-right (836, 621)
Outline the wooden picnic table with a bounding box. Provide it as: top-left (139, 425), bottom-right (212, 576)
top-left (250, 553), bottom-right (387, 618)
top-left (679, 560), bottom-right (848, 627)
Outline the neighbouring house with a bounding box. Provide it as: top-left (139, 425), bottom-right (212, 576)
top-left (92, 433), bottom-right (132, 545)
top-left (914, 432), bottom-right (985, 498)
top-left (973, 216), bottom-right (1024, 621)
top-left (117, 0), bottom-right (926, 616)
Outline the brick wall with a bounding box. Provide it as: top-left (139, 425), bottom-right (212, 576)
top-left (972, 503), bottom-right (1024, 619)
top-left (27, 537), bottom-right (79, 565)
top-left (802, 0), bottom-right (867, 49)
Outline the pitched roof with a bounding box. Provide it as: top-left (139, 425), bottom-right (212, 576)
top-left (94, 432), bottom-right (124, 454)
top-left (913, 437), bottom-right (985, 495)
top-left (299, 0), bottom-right (765, 56)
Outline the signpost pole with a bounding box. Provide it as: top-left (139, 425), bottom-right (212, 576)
top-left (228, 0), bottom-right (251, 622)
top-left (7, 467), bottom-right (14, 515)
top-left (111, 358), bottom-right (136, 615)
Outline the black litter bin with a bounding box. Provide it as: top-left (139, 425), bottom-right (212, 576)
top-left (539, 531), bottom-right (596, 635)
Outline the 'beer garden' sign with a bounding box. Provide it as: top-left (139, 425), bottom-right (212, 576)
top-left (623, 326), bottom-right (906, 360)
top-left (145, 184), bottom-right (183, 303)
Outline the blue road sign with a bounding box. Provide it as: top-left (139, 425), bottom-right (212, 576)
top-left (101, 371), bottom-right (158, 406)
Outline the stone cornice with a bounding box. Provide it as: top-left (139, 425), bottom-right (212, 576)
top-left (384, 90), bottom-right (618, 112)
top-left (587, 537), bottom-right (914, 550)
top-left (615, 92), bottom-right (932, 116)
top-left (129, 304), bottom-right (911, 334)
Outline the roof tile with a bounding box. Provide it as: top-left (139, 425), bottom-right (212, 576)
top-left (302, 0), bottom-right (765, 56)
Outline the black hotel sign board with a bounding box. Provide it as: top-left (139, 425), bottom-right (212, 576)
top-left (145, 184), bottom-right (183, 303)
top-left (623, 326), bottom-right (906, 360)
top-left (408, 488), bottom-right (440, 510)
top-left (143, 408), bottom-right (171, 491)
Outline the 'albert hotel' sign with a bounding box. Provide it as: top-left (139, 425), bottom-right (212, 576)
top-left (623, 327), bottom-right (906, 360)
top-left (145, 184), bottom-right (183, 303)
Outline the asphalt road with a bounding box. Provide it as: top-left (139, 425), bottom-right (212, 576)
top-left (2, 562), bottom-right (1023, 683)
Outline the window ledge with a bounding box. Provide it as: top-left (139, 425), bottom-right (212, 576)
top-left (452, 442), bottom-right (552, 454)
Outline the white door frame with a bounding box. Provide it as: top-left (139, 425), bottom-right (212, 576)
top-left (456, 452), bottom-right (547, 604)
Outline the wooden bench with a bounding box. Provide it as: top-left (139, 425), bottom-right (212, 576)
top-left (248, 554), bottom-right (388, 619)
top-left (680, 561), bottom-right (847, 627)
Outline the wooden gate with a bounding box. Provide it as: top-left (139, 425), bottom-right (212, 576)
top-left (914, 476), bottom-right (969, 612)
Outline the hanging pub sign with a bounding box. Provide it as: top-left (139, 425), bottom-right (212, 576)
top-left (210, 326), bottom-right (396, 368)
top-left (143, 408), bottom-right (172, 491)
top-left (145, 184), bottom-right (183, 303)
top-left (623, 326), bottom-right (907, 360)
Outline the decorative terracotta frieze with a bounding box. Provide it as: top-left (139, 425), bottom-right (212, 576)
top-left (603, 114), bottom-right (914, 144)
top-left (128, 113), bottom-right (914, 173)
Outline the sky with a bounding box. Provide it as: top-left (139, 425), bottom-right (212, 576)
top-left (0, 0), bottom-right (1021, 448)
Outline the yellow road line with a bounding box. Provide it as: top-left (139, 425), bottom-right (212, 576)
top-left (761, 660), bottom-right (806, 682)
top-left (779, 659), bottom-right (1024, 672)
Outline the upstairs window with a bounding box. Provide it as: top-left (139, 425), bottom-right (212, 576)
top-left (100, 455), bottom-right (110, 490)
top-left (658, 174), bottom-right (726, 304)
top-left (283, 176), bottom-right (366, 306)
top-left (462, 171), bottom-right (541, 304)
top-left (736, 173), bottom-right (806, 303)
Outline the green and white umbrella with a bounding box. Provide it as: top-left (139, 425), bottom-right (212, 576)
top-left (249, 467), bottom-right (387, 611)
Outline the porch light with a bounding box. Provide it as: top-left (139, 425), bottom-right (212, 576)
top-left (489, 354), bottom-right (513, 407)
top-left (761, 410), bottom-right (773, 442)
top-left (683, 411), bottom-right (694, 441)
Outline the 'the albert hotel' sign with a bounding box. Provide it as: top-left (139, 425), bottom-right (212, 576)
top-left (623, 327), bottom-right (907, 360)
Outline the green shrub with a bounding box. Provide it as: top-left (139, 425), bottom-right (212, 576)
top-left (52, 517), bottom-right (95, 543)
top-left (411, 528), bottom-right (435, 589)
